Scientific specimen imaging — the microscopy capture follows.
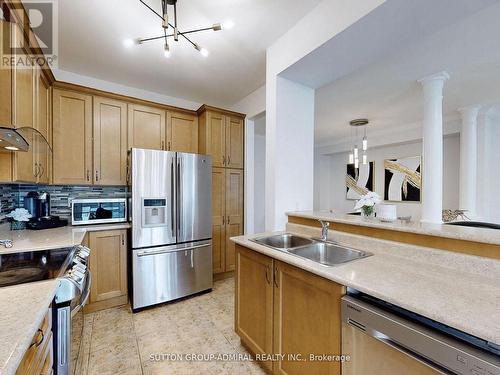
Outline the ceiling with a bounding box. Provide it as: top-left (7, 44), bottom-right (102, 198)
top-left (56, 0), bottom-right (322, 107)
top-left (312, 0), bottom-right (500, 148)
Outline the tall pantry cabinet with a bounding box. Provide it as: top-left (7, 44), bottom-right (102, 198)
top-left (198, 106), bottom-right (245, 275)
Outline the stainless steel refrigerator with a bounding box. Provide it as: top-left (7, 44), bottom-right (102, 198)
top-left (130, 148), bottom-right (212, 311)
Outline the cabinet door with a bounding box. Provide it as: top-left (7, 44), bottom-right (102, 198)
top-left (225, 116), bottom-right (244, 169)
top-left (35, 66), bottom-right (51, 184)
top-left (235, 245), bottom-right (274, 372)
top-left (225, 169), bottom-right (244, 272)
top-left (12, 24), bottom-right (36, 182)
top-left (212, 167), bottom-right (226, 274)
top-left (93, 97), bottom-right (127, 185)
top-left (52, 89), bottom-right (93, 185)
top-left (206, 111), bottom-right (226, 167)
top-left (0, 20), bottom-right (11, 127)
top-left (88, 230), bottom-right (127, 302)
top-left (166, 111), bottom-right (198, 153)
top-left (273, 261), bottom-right (345, 375)
top-left (128, 104), bottom-right (165, 150)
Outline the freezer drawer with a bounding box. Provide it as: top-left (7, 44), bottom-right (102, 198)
top-left (131, 241), bottom-right (212, 310)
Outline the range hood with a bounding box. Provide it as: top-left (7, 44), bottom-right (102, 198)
top-left (0, 126), bottom-right (52, 153)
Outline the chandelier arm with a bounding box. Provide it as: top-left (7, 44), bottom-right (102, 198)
top-left (178, 26), bottom-right (216, 35)
top-left (139, 0), bottom-right (164, 21)
top-left (139, 34), bottom-right (175, 43)
top-left (178, 31), bottom-right (197, 48)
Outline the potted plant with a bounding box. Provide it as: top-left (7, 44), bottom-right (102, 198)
top-left (354, 192), bottom-right (381, 219)
top-left (6, 208), bottom-right (32, 230)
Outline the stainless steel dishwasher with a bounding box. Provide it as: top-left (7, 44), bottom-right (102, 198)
top-left (341, 292), bottom-right (500, 375)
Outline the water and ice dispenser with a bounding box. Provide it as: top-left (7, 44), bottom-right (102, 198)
top-left (141, 198), bottom-right (168, 227)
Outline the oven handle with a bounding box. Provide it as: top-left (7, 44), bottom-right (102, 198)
top-left (71, 271), bottom-right (92, 317)
top-left (136, 244), bottom-right (208, 257)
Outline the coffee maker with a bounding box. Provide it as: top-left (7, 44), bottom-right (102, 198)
top-left (24, 191), bottom-right (67, 230)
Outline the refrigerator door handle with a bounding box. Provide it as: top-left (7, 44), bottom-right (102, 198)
top-left (171, 158), bottom-right (175, 235)
top-left (177, 157), bottom-right (182, 239)
top-left (136, 243), bottom-right (209, 257)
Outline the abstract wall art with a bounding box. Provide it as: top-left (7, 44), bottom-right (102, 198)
top-left (384, 156), bottom-right (421, 202)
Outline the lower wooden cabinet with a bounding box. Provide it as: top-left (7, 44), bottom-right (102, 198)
top-left (212, 168), bottom-right (244, 274)
top-left (84, 229), bottom-right (128, 313)
top-left (16, 308), bottom-right (52, 375)
top-left (235, 245), bottom-right (345, 375)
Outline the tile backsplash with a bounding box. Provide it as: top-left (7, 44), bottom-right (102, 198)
top-left (0, 184), bottom-right (129, 219)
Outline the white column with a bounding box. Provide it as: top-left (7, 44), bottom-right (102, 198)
top-left (476, 108), bottom-right (492, 221)
top-left (418, 72), bottom-right (449, 223)
top-left (458, 105), bottom-right (480, 218)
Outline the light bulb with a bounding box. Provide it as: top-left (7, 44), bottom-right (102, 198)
top-left (362, 153), bottom-right (367, 165)
top-left (200, 48), bottom-right (209, 57)
top-left (354, 158), bottom-right (359, 169)
top-left (164, 42), bottom-right (170, 58)
top-left (222, 20), bottom-right (235, 30)
top-left (354, 146), bottom-right (358, 159)
top-left (362, 136), bottom-right (368, 151)
top-left (348, 152), bottom-right (354, 164)
top-left (123, 39), bottom-right (134, 48)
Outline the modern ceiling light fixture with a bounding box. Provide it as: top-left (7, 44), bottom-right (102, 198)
top-left (135, 0), bottom-right (228, 58)
top-left (348, 119), bottom-right (369, 169)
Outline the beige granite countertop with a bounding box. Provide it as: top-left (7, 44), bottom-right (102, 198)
top-left (232, 224), bottom-right (500, 345)
top-left (0, 222), bottom-right (131, 255)
top-left (287, 210), bottom-right (500, 245)
top-left (0, 280), bottom-right (58, 375)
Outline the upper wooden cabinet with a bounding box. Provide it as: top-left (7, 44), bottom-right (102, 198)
top-left (93, 97), bottom-right (127, 185)
top-left (128, 104), bottom-right (165, 151)
top-left (34, 65), bottom-right (51, 184)
top-left (0, 20), bottom-right (12, 127)
top-left (198, 107), bottom-right (245, 169)
top-left (167, 111), bottom-right (198, 153)
top-left (52, 89), bottom-right (93, 185)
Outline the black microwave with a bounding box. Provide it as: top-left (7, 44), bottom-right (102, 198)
top-left (71, 198), bottom-right (127, 225)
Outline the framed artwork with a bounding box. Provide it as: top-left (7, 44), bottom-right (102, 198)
top-left (384, 156), bottom-right (421, 202)
top-left (346, 162), bottom-right (374, 200)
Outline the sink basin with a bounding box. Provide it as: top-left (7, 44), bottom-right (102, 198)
top-left (287, 242), bottom-right (372, 266)
top-left (252, 233), bottom-right (314, 249)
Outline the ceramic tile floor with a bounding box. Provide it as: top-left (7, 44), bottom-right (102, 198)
top-left (76, 277), bottom-right (266, 375)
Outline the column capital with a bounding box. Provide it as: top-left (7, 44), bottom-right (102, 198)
top-left (458, 105), bottom-right (481, 118)
top-left (417, 71), bottom-right (450, 86)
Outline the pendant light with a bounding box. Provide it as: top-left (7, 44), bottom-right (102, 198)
top-left (348, 119), bottom-right (369, 169)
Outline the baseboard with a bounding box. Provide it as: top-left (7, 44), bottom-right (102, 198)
top-left (83, 295), bottom-right (128, 314)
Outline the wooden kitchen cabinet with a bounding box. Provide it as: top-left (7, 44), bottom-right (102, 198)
top-left (128, 103), bottom-right (166, 150)
top-left (211, 168), bottom-right (244, 274)
top-left (34, 64), bottom-right (51, 184)
top-left (272, 260), bottom-right (344, 375)
top-left (198, 106), bottom-right (245, 169)
top-left (235, 245), bottom-right (345, 375)
top-left (16, 308), bottom-right (52, 375)
top-left (235, 246), bottom-right (274, 372)
top-left (167, 110), bottom-right (198, 153)
top-left (224, 168), bottom-right (244, 271)
top-left (52, 89), bottom-right (93, 185)
top-left (85, 229), bottom-right (128, 313)
top-left (0, 20), bottom-right (11, 182)
top-left (93, 96), bottom-right (128, 185)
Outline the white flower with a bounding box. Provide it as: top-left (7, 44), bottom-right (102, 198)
top-left (354, 192), bottom-right (381, 210)
top-left (6, 208), bottom-right (32, 222)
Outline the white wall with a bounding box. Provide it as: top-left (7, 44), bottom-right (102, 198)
top-left (314, 135), bottom-right (460, 221)
top-left (254, 116), bottom-right (266, 233)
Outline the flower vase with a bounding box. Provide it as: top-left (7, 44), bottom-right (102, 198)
top-left (10, 221), bottom-right (26, 231)
top-left (361, 206), bottom-right (375, 219)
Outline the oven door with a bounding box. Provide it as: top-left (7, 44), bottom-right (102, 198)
top-left (54, 271), bottom-right (91, 375)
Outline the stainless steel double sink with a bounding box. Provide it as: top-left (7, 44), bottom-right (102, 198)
top-left (251, 233), bottom-right (372, 266)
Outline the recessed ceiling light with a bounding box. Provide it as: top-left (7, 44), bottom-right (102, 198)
top-left (123, 38), bottom-right (134, 48)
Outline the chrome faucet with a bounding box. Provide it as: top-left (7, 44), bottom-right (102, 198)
top-left (0, 239), bottom-right (13, 248)
top-left (319, 220), bottom-right (330, 241)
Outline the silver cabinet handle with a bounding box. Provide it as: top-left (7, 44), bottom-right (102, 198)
top-left (228, 155), bottom-right (231, 166)
top-left (177, 157), bottom-right (182, 238)
top-left (171, 158), bottom-right (175, 235)
top-left (190, 249), bottom-right (194, 268)
top-left (227, 216), bottom-right (230, 225)
top-left (86, 170), bottom-right (90, 182)
top-left (137, 244), bottom-right (208, 257)
top-left (161, 140), bottom-right (165, 150)
top-left (39, 164), bottom-right (44, 178)
top-left (168, 141), bottom-right (171, 151)
top-left (95, 170), bottom-right (99, 182)
top-left (273, 266), bottom-right (279, 288)
top-left (265, 265), bottom-right (271, 285)
top-left (222, 155), bottom-right (226, 165)
top-left (34, 163), bottom-right (39, 177)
